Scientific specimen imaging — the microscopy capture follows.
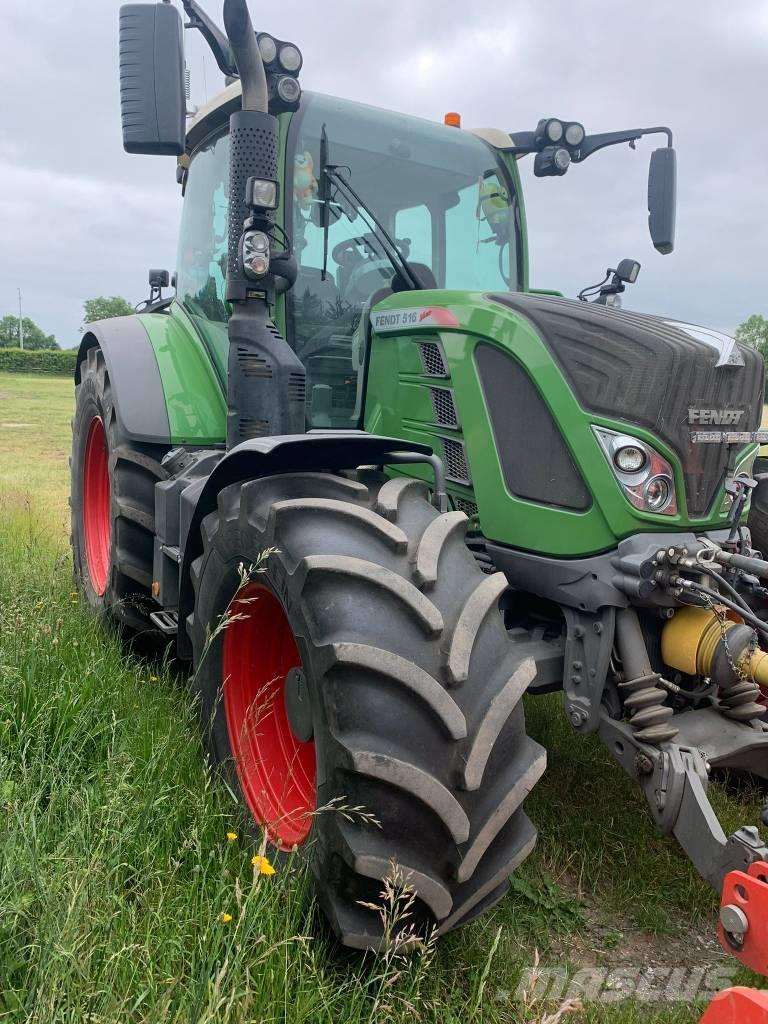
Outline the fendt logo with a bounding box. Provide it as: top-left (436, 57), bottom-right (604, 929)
top-left (688, 407), bottom-right (744, 426)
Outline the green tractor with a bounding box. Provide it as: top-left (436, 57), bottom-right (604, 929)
top-left (71, 0), bottom-right (768, 950)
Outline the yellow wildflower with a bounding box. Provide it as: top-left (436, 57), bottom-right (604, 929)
top-left (226, 831), bottom-right (238, 842)
top-left (220, 912), bottom-right (233, 924)
top-left (149, 676), bottom-right (158, 684)
top-left (252, 855), bottom-right (276, 876)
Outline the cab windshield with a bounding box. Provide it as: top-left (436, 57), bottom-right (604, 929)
top-left (288, 92), bottom-right (523, 426)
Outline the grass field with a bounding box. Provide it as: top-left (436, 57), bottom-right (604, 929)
top-left (0, 371), bottom-right (765, 1023)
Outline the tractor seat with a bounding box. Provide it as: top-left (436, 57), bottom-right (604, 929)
top-left (369, 262), bottom-right (439, 309)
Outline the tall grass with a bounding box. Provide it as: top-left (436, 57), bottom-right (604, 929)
top-left (1, 369), bottom-right (761, 1023)
top-left (0, 506), bottom-right (528, 1023)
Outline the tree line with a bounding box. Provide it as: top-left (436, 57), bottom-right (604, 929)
top-left (0, 297), bottom-right (135, 350)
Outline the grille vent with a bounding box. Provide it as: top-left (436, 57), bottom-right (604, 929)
top-left (237, 348), bottom-right (272, 379)
top-left (442, 438), bottom-right (471, 485)
top-left (239, 417), bottom-right (270, 439)
top-left (288, 373), bottom-right (306, 402)
top-left (454, 496), bottom-right (478, 518)
top-left (418, 341), bottom-right (449, 377)
top-left (430, 387), bottom-right (459, 429)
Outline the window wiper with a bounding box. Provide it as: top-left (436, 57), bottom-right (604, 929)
top-left (318, 130), bottom-right (422, 292)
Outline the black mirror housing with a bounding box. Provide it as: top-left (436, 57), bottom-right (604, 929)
top-left (119, 4), bottom-right (186, 156)
top-left (648, 147), bottom-right (676, 255)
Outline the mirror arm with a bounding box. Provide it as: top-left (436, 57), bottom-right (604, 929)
top-left (502, 130), bottom-right (537, 155)
top-left (574, 126), bottom-right (673, 162)
top-left (501, 126), bottom-right (673, 159)
top-left (181, 0), bottom-right (237, 78)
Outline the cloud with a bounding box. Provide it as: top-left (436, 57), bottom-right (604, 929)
top-left (0, 0), bottom-right (766, 343)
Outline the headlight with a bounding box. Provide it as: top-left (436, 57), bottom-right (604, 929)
top-left (245, 178), bottom-right (279, 210)
top-left (545, 118), bottom-right (563, 142)
top-left (276, 76), bottom-right (301, 104)
top-left (564, 122), bottom-right (585, 146)
top-left (644, 476), bottom-right (672, 511)
top-left (258, 34), bottom-right (278, 64)
top-left (553, 147), bottom-right (571, 172)
top-left (534, 146), bottom-right (571, 177)
top-left (278, 44), bottom-right (303, 73)
top-left (594, 427), bottom-right (678, 516)
top-left (614, 443), bottom-right (647, 474)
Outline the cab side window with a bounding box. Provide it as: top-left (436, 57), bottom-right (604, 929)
top-left (290, 169), bottom-right (390, 429)
top-left (176, 131), bottom-right (230, 335)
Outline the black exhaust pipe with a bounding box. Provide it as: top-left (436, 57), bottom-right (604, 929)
top-left (222, 0), bottom-right (268, 112)
top-left (223, 0), bottom-right (306, 448)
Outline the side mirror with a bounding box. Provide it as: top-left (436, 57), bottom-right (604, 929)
top-left (648, 147), bottom-right (676, 255)
top-left (119, 4), bottom-right (186, 155)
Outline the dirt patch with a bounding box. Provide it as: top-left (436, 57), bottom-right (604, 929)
top-left (566, 899), bottom-right (725, 972)
top-left (539, 871), bottom-right (727, 974)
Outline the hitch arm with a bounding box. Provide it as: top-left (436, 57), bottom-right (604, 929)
top-left (599, 711), bottom-right (768, 891)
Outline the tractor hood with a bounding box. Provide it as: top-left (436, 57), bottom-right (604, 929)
top-left (490, 293), bottom-right (764, 518)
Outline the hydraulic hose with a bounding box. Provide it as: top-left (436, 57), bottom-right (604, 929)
top-left (223, 0), bottom-right (268, 112)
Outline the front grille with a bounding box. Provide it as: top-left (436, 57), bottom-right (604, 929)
top-left (430, 387), bottom-right (459, 429)
top-left (454, 496), bottom-right (479, 518)
top-left (442, 438), bottom-right (471, 485)
top-left (418, 341), bottom-right (449, 377)
top-left (475, 344), bottom-right (591, 511)
top-left (490, 293), bottom-right (764, 517)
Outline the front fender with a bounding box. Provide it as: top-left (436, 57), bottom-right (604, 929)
top-left (176, 432), bottom-right (432, 657)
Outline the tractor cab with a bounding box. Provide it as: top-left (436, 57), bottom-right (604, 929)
top-left (177, 90), bottom-right (524, 427)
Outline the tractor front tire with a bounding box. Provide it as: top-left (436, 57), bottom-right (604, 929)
top-left (189, 470), bottom-right (546, 949)
top-left (70, 345), bottom-right (168, 633)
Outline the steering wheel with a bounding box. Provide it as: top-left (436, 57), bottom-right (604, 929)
top-left (332, 234), bottom-right (394, 303)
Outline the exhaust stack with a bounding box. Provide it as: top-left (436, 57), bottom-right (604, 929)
top-left (222, 0), bottom-right (306, 447)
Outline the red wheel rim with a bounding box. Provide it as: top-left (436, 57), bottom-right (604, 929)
top-left (82, 416), bottom-right (111, 597)
top-left (222, 582), bottom-right (316, 847)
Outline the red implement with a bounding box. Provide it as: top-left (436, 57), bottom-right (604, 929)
top-left (701, 862), bottom-right (768, 1024)
top-left (718, 861), bottom-right (768, 976)
top-left (699, 987), bottom-right (768, 1024)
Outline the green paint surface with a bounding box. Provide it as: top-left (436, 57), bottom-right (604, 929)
top-left (364, 290), bottom-right (745, 557)
top-left (138, 308), bottom-right (226, 444)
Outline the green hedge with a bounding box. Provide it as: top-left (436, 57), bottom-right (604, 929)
top-left (0, 348), bottom-right (77, 376)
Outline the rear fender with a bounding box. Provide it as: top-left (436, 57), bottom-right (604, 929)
top-left (75, 306), bottom-right (227, 446)
top-left (75, 316), bottom-right (171, 445)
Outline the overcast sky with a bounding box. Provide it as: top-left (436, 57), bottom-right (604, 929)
top-left (1, 0), bottom-right (766, 347)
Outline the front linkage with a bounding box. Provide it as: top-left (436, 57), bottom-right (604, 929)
top-left (557, 520), bottom-right (768, 892)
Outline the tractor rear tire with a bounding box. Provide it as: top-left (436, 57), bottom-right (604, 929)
top-left (70, 345), bottom-right (169, 633)
top-left (189, 470), bottom-right (546, 950)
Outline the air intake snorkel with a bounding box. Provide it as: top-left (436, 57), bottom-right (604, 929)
top-left (222, 0), bottom-right (305, 449)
